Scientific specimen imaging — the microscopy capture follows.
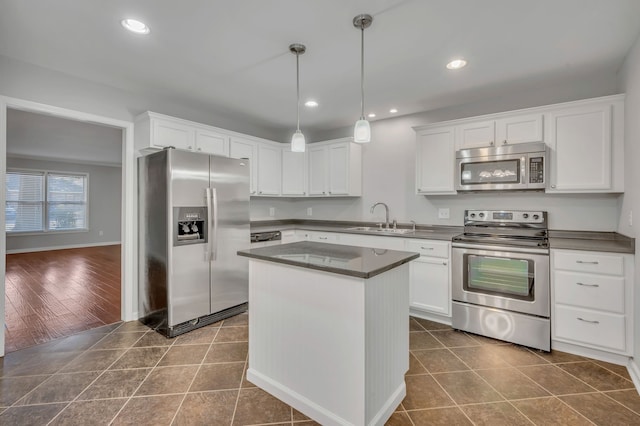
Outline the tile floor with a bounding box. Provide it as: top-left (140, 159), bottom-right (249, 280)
top-left (1, 314), bottom-right (639, 425)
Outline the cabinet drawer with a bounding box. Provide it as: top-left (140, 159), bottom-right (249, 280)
top-left (554, 271), bottom-right (625, 313)
top-left (554, 305), bottom-right (626, 352)
top-left (307, 232), bottom-right (339, 243)
top-left (553, 251), bottom-right (624, 276)
top-left (405, 240), bottom-right (449, 259)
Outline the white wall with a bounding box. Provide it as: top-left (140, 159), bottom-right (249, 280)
top-left (253, 69), bottom-right (623, 230)
top-left (617, 32), bottom-right (640, 371)
top-left (0, 55), bottom-right (285, 142)
top-left (5, 157), bottom-right (122, 252)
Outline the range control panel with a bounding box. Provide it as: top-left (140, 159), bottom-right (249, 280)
top-left (465, 210), bottom-right (546, 224)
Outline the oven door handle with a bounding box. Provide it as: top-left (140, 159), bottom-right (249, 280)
top-left (452, 242), bottom-right (549, 255)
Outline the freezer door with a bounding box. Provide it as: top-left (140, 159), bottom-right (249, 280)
top-left (168, 150), bottom-right (211, 326)
top-left (209, 155), bottom-right (250, 313)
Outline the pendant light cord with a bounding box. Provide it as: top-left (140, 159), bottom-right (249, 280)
top-left (360, 26), bottom-right (365, 120)
top-left (296, 52), bottom-right (301, 132)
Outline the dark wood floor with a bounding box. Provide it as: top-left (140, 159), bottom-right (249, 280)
top-left (4, 245), bottom-right (121, 353)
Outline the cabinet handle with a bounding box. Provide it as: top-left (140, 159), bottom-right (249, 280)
top-left (188, 146), bottom-right (193, 150)
top-left (503, 140), bottom-right (507, 144)
top-left (490, 141), bottom-right (494, 146)
top-left (576, 260), bottom-right (599, 265)
top-left (197, 147), bottom-right (202, 151)
top-left (420, 246), bottom-right (434, 250)
top-left (318, 237), bottom-right (328, 240)
top-left (442, 261), bottom-right (447, 266)
top-left (259, 191), bottom-right (263, 194)
top-left (576, 282), bottom-right (599, 287)
top-left (550, 185), bottom-right (556, 189)
top-left (323, 192), bottom-right (326, 194)
top-left (577, 317), bottom-right (600, 324)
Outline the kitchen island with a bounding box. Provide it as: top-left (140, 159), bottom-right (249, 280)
top-left (237, 241), bottom-right (419, 426)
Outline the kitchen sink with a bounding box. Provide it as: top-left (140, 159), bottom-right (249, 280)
top-left (346, 226), bottom-right (413, 234)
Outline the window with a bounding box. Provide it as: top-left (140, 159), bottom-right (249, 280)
top-left (5, 170), bottom-right (88, 233)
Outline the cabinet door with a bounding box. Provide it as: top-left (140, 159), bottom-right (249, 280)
top-left (328, 143), bottom-right (349, 195)
top-left (152, 119), bottom-right (194, 150)
top-left (229, 138), bottom-right (257, 195)
top-left (410, 257), bottom-right (450, 316)
top-left (456, 120), bottom-right (496, 149)
top-left (196, 129), bottom-right (229, 156)
top-left (495, 114), bottom-right (543, 145)
top-left (308, 146), bottom-right (327, 196)
top-left (256, 144), bottom-right (282, 196)
top-left (282, 149), bottom-right (307, 196)
top-left (548, 104), bottom-right (612, 191)
top-left (416, 127), bottom-right (456, 194)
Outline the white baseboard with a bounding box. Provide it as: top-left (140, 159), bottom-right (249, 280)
top-left (6, 241), bottom-right (121, 254)
top-left (409, 308), bottom-right (452, 326)
top-left (551, 340), bottom-right (631, 365)
top-left (628, 359), bottom-right (640, 394)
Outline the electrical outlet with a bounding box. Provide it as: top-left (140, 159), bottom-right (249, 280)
top-left (438, 208), bottom-right (450, 219)
top-left (629, 211), bottom-right (633, 227)
top-left (269, 207), bottom-right (275, 217)
top-left (307, 207), bottom-right (313, 216)
top-left (98, 230), bottom-right (104, 236)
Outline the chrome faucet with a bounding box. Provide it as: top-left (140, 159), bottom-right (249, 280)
top-left (370, 202), bottom-right (390, 229)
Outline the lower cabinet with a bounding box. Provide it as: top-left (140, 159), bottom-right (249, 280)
top-left (551, 249), bottom-right (634, 356)
top-left (405, 239), bottom-right (451, 318)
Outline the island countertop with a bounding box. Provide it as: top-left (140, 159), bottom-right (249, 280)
top-left (237, 241), bottom-right (420, 279)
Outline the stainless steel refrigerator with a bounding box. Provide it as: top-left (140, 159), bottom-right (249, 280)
top-left (138, 148), bottom-right (250, 337)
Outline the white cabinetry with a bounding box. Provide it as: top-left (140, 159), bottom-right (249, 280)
top-left (229, 137), bottom-right (258, 195)
top-left (456, 114), bottom-right (543, 149)
top-left (405, 239), bottom-right (451, 318)
top-left (195, 128), bottom-right (229, 156)
top-left (135, 112), bottom-right (230, 155)
top-left (495, 113), bottom-right (543, 145)
top-left (456, 120), bottom-right (496, 149)
top-left (307, 139), bottom-right (362, 197)
top-left (547, 97), bottom-right (624, 193)
top-left (415, 126), bottom-right (456, 194)
top-left (256, 143), bottom-right (282, 196)
top-left (282, 148), bottom-right (307, 196)
top-left (551, 249), bottom-right (633, 357)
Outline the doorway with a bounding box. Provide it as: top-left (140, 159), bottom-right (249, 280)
top-left (0, 97), bottom-right (136, 357)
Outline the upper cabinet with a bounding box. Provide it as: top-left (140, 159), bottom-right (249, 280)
top-left (229, 137), bottom-right (258, 195)
top-left (308, 138), bottom-right (362, 197)
top-left (414, 94), bottom-right (624, 195)
top-left (282, 148), bottom-right (307, 197)
top-left (256, 143), bottom-right (282, 196)
top-left (547, 97), bottom-right (624, 193)
top-left (456, 114), bottom-right (543, 149)
top-left (135, 112), bottom-right (230, 155)
top-left (415, 126), bottom-right (456, 194)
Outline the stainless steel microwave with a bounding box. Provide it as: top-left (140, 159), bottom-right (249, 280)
top-left (455, 142), bottom-right (547, 192)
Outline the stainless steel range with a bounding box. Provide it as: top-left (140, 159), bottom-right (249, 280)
top-left (452, 209), bottom-right (550, 351)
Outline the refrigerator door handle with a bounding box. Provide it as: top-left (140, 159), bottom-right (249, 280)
top-left (210, 187), bottom-right (218, 261)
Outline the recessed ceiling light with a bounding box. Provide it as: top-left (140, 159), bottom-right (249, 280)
top-left (389, 108), bottom-right (398, 113)
top-left (121, 19), bottom-right (150, 35)
top-left (304, 100), bottom-right (319, 108)
top-left (446, 58), bottom-right (467, 70)
top-left (368, 113), bottom-right (376, 118)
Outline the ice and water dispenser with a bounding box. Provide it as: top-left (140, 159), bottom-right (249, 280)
top-left (173, 207), bottom-right (207, 246)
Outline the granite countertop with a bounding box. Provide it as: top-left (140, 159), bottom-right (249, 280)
top-left (250, 219), bottom-right (635, 254)
top-left (251, 219), bottom-right (462, 242)
top-left (548, 230), bottom-right (635, 254)
top-left (237, 241), bottom-right (420, 279)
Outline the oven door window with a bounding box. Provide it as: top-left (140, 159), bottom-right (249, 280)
top-left (460, 159), bottom-right (520, 185)
top-left (464, 255), bottom-right (534, 301)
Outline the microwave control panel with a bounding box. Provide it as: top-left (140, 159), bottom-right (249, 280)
top-left (529, 157), bottom-right (544, 183)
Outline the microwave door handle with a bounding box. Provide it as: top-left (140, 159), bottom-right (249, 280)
top-left (521, 156), bottom-right (526, 184)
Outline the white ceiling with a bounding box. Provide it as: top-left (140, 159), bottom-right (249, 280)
top-left (1, 0), bottom-right (640, 136)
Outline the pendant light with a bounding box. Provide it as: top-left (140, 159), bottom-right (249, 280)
top-left (353, 14), bottom-right (373, 143)
top-left (290, 43), bottom-right (306, 152)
